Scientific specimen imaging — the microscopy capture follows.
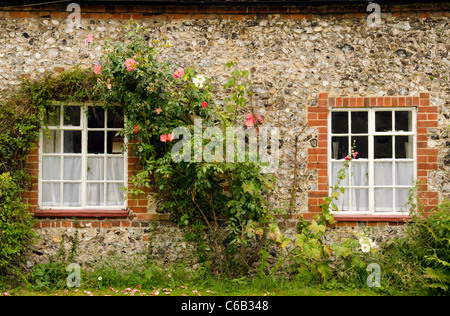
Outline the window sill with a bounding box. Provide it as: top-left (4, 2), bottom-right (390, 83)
top-left (332, 214), bottom-right (411, 222)
top-left (34, 209), bottom-right (130, 218)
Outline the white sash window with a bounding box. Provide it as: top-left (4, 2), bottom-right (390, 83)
top-left (329, 108), bottom-right (416, 214)
top-left (39, 104), bottom-right (127, 209)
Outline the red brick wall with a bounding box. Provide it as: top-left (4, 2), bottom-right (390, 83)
top-left (307, 93), bottom-right (439, 227)
top-left (0, 2), bottom-right (449, 21)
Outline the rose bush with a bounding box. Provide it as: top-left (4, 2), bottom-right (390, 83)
top-left (93, 24), bottom-right (276, 277)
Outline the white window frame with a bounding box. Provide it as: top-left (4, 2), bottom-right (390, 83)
top-left (328, 107), bottom-right (417, 215)
top-left (38, 103), bottom-right (128, 210)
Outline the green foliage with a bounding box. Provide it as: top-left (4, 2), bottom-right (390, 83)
top-left (0, 173), bottom-right (36, 277)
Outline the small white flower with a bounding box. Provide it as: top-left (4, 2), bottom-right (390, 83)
top-left (361, 243), bottom-right (371, 253)
top-left (193, 75), bottom-right (205, 88)
top-left (98, 277), bottom-right (102, 281)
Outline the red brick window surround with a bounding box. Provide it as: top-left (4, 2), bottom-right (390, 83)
top-left (307, 93), bottom-right (438, 223)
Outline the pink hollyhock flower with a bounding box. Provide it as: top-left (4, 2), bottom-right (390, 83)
top-left (134, 125), bottom-right (140, 134)
top-left (201, 102), bottom-right (208, 108)
top-left (345, 156), bottom-right (350, 161)
top-left (156, 107), bottom-right (162, 115)
top-left (352, 151), bottom-right (358, 159)
top-left (94, 63), bottom-right (101, 75)
top-left (173, 67), bottom-right (184, 79)
top-left (86, 34), bottom-right (93, 44)
top-left (167, 134), bottom-right (174, 142)
top-left (160, 134), bottom-right (168, 142)
top-left (125, 58), bottom-right (138, 71)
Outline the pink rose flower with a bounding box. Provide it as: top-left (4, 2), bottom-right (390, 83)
top-left (94, 63), bottom-right (101, 75)
top-left (257, 115), bottom-right (263, 123)
top-left (201, 102), bottom-right (208, 108)
top-left (173, 67), bottom-right (184, 79)
top-left (167, 134), bottom-right (174, 142)
top-left (156, 107), bottom-right (161, 115)
top-left (125, 58), bottom-right (138, 71)
top-left (160, 134), bottom-right (167, 142)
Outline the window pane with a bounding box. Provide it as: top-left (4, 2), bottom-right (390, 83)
top-left (87, 157), bottom-right (104, 180)
top-left (396, 162), bottom-right (414, 186)
top-left (43, 106), bottom-right (60, 126)
top-left (331, 112), bottom-right (348, 134)
top-left (88, 131), bottom-right (105, 154)
top-left (63, 183), bottom-right (81, 207)
top-left (351, 136), bottom-right (368, 159)
top-left (350, 188), bottom-right (369, 212)
top-left (42, 157), bottom-right (60, 180)
top-left (351, 162), bottom-right (368, 186)
top-left (395, 136), bottom-right (413, 159)
top-left (351, 112), bottom-right (368, 134)
top-left (374, 136), bottom-right (392, 158)
top-left (107, 108), bottom-right (124, 128)
top-left (107, 131), bottom-right (124, 154)
top-left (396, 188), bottom-right (411, 212)
top-left (63, 157), bottom-right (81, 180)
top-left (107, 158), bottom-right (124, 180)
top-left (87, 183), bottom-right (104, 206)
top-left (331, 161), bottom-right (350, 186)
top-left (334, 188), bottom-right (349, 212)
top-left (42, 183), bottom-right (60, 206)
top-left (63, 131), bottom-right (82, 153)
top-left (375, 188), bottom-right (393, 212)
top-left (43, 130), bottom-right (61, 153)
top-left (106, 183), bottom-right (124, 206)
top-left (374, 162), bottom-right (392, 185)
top-left (63, 106), bottom-right (81, 126)
top-left (395, 111), bottom-right (412, 132)
top-left (331, 136), bottom-right (348, 160)
top-left (88, 107), bottom-right (105, 128)
top-left (375, 111), bottom-right (392, 132)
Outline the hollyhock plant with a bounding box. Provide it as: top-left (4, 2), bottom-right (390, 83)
top-left (173, 67), bottom-right (184, 79)
top-left (125, 58), bottom-right (138, 71)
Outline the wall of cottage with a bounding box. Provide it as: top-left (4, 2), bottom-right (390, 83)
top-left (0, 2), bottom-right (448, 267)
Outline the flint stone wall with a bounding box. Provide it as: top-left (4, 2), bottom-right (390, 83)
top-left (0, 8), bottom-right (447, 267)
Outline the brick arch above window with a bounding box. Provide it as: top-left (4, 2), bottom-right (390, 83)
top-left (306, 93), bottom-right (438, 226)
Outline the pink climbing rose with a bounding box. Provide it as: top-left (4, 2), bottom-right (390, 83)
top-left (125, 58), bottom-right (138, 71)
top-left (173, 67), bottom-right (184, 79)
top-left (94, 63), bottom-right (101, 75)
top-left (167, 134), bottom-right (174, 142)
top-left (160, 134), bottom-right (168, 142)
top-left (156, 107), bottom-right (162, 115)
